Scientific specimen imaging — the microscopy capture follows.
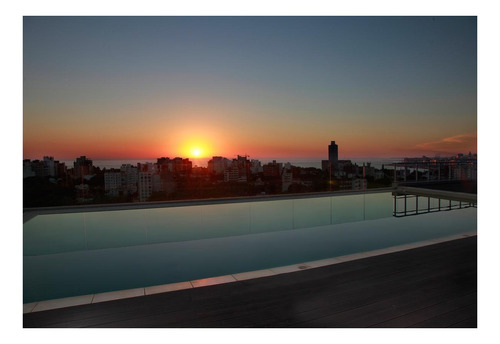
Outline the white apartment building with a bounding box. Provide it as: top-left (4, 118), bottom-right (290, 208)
top-left (282, 170), bottom-right (293, 192)
top-left (43, 156), bottom-right (56, 177)
top-left (104, 171), bottom-right (121, 197)
top-left (352, 178), bottom-right (368, 191)
top-left (138, 171), bottom-right (152, 202)
top-left (120, 164), bottom-right (138, 195)
top-left (152, 173), bottom-right (163, 193)
top-left (23, 160), bottom-right (35, 178)
top-left (250, 159), bottom-right (263, 174)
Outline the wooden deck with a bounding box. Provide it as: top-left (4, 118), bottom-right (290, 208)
top-left (23, 236), bottom-right (477, 328)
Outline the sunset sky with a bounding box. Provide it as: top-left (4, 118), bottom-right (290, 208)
top-left (23, 16), bottom-right (477, 161)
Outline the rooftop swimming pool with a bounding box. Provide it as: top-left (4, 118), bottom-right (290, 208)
top-left (23, 191), bottom-right (476, 304)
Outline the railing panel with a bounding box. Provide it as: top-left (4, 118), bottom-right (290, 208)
top-left (331, 194), bottom-right (364, 224)
top-left (450, 200), bottom-right (461, 209)
top-left (250, 199), bottom-right (293, 234)
top-left (417, 196), bottom-right (428, 212)
top-left (364, 192), bottom-right (393, 220)
top-left (404, 196), bottom-right (417, 214)
top-left (145, 206), bottom-right (203, 244)
top-left (84, 209), bottom-right (148, 250)
top-left (429, 197), bottom-right (440, 211)
top-left (293, 197), bottom-right (331, 228)
top-left (23, 213), bottom-right (86, 255)
top-left (199, 202), bottom-right (251, 239)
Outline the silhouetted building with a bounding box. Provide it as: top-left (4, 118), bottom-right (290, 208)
top-left (263, 160), bottom-right (282, 177)
top-left (157, 157), bottom-right (173, 173)
top-left (208, 156), bottom-right (231, 175)
top-left (73, 156), bottom-right (93, 179)
top-left (56, 161), bottom-right (67, 178)
top-left (321, 160), bottom-right (330, 172)
top-left (224, 164), bottom-right (240, 182)
top-left (328, 141), bottom-right (338, 169)
top-left (137, 162), bottom-right (156, 173)
top-left (24, 158), bottom-right (66, 179)
top-left (156, 157), bottom-right (192, 175)
top-left (337, 160), bottom-right (355, 178)
top-left (172, 158), bottom-right (192, 174)
top-left (31, 159), bottom-right (50, 177)
top-left (224, 155), bottom-right (250, 182)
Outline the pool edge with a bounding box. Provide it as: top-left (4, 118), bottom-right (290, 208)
top-left (24, 230), bottom-right (477, 313)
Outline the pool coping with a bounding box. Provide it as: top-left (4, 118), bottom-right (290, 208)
top-left (23, 230), bottom-right (477, 314)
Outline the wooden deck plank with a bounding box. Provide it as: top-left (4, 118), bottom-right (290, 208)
top-left (255, 263), bottom-right (476, 327)
top-left (409, 303), bottom-right (477, 328)
top-left (195, 260), bottom-right (474, 327)
top-left (24, 236), bottom-right (476, 328)
top-left (448, 315), bottom-right (477, 328)
top-left (370, 291), bottom-right (477, 327)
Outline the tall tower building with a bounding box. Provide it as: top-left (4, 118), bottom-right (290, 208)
top-left (328, 141), bottom-right (339, 169)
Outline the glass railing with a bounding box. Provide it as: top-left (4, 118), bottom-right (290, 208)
top-left (23, 191), bottom-right (394, 256)
top-left (393, 194), bottom-right (476, 217)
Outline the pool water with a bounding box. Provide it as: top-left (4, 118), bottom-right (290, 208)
top-left (23, 192), bottom-right (476, 303)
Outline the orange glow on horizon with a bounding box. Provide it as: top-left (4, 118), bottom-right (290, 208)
top-left (178, 139), bottom-right (214, 159)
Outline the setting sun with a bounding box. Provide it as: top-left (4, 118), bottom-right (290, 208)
top-left (172, 128), bottom-right (222, 159)
top-left (192, 148), bottom-right (202, 157)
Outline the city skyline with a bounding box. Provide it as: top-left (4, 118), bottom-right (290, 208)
top-left (24, 148), bottom-right (477, 172)
top-left (23, 16), bottom-right (477, 161)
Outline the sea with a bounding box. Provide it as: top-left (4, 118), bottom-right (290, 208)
top-left (61, 157), bottom-right (404, 170)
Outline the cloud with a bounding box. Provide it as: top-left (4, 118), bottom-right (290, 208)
top-left (415, 133), bottom-right (477, 154)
